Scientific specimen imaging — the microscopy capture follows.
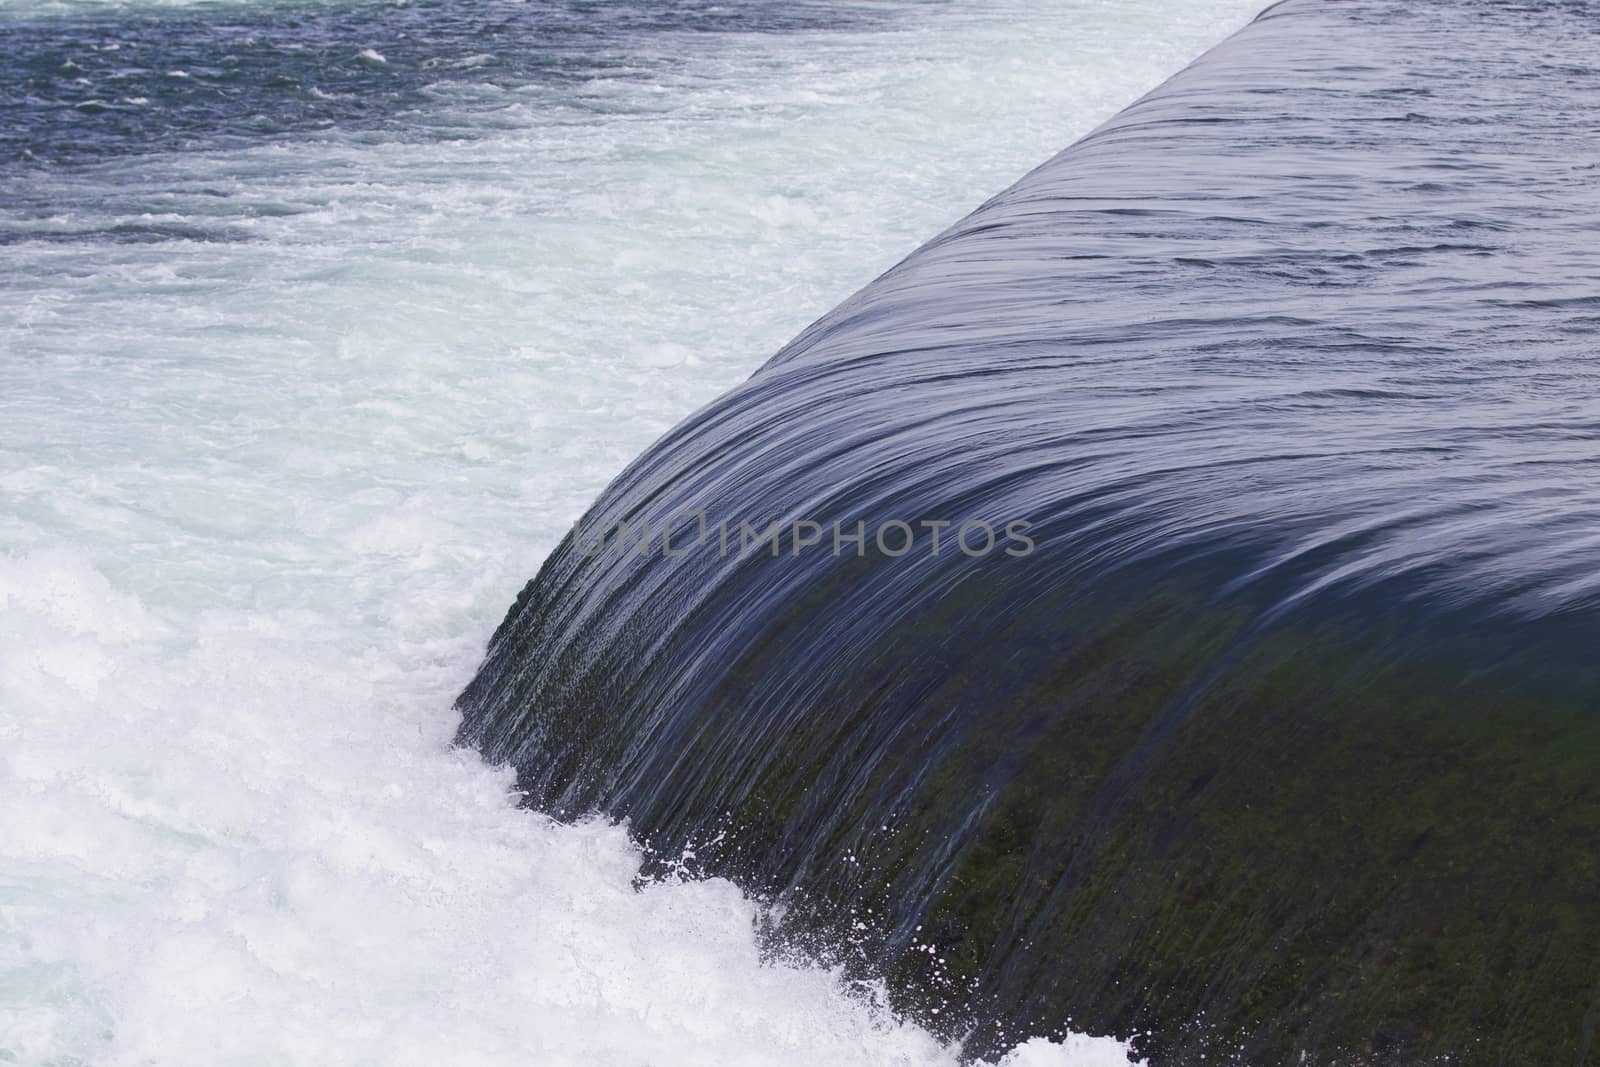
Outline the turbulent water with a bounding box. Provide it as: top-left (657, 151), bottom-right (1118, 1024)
top-left (0, 0), bottom-right (1269, 1063)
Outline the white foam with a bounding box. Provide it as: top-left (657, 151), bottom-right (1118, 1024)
top-left (0, 1), bottom-right (1261, 1062)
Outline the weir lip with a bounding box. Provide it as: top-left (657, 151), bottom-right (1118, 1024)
top-left (458, 1), bottom-right (1600, 1062)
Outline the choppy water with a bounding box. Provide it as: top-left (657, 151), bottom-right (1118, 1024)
top-left (0, 0), bottom-right (1265, 1063)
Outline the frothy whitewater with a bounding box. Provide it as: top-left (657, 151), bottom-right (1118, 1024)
top-left (1, 1), bottom-right (1261, 1062)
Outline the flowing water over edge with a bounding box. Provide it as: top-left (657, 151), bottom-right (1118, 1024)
top-left (1, 0), bottom-right (1267, 1063)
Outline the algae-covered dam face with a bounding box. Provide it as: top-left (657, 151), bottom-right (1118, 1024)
top-left (458, 0), bottom-right (1600, 1062)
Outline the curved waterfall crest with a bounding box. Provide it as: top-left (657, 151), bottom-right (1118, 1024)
top-left (459, 0), bottom-right (1600, 1062)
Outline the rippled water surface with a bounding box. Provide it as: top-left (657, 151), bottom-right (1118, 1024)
top-left (2, 0), bottom-right (897, 165)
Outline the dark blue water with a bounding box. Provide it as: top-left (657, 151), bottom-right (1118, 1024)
top-left (0, 0), bottom-right (888, 167)
top-left (459, 0), bottom-right (1600, 1062)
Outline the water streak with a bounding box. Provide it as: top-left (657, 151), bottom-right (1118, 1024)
top-left (460, 1), bottom-right (1600, 1062)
